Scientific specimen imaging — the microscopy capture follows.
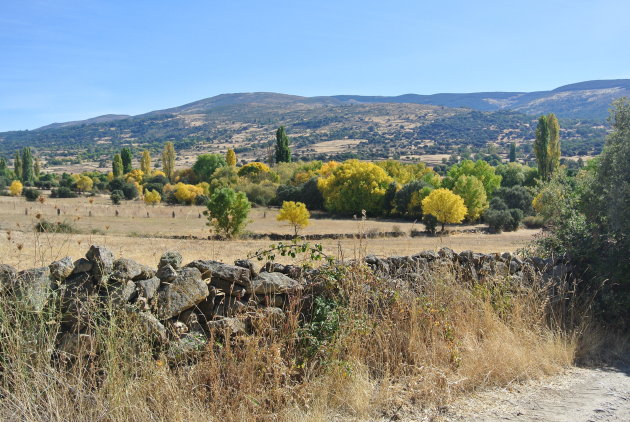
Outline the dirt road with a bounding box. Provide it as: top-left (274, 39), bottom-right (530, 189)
top-left (431, 364), bottom-right (630, 421)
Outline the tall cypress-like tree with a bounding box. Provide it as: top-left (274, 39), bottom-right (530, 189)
top-left (14, 151), bottom-right (22, 181)
top-left (534, 113), bottom-right (561, 180)
top-left (120, 147), bottom-right (133, 174)
top-left (21, 147), bottom-right (34, 183)
top-left (274, 126), bottom-right (291, 164)
top-left (141, 150), bottom-right (152, 174)
top-left (509, 143), bottom-right (517, 162)
top-left (162, 142), bottom-right (176, 182)
top-left (112, 153), bottom-right (123, 178)
top-left (34, 157), bottom-right (41, 179)
top-left (226, 148), bottom-right (237, 167)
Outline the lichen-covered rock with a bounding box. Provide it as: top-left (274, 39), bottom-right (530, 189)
top-left (166, 331), bottom-right (207, 361)
top-left (186, 260), bottom-right (250, 287)
top-left (438, 247), bottom-right (456, 261)
top-left (206, 317), bottom-right (246, 334)
top-left (135, 265), bottom-right (156, 281)
top-left (16, 267), bottom-right (53, 311)
top-left (137, 311), bottom-right (167, 342)
top-left (417, 250), bottom-right (438, 261)
top-left (156, 264), bottom-right (177, 282)
top-left (86, 245), bottom-right (114, 282)
top-left (59, 272), bottom-right (97, 330)
top-left (108, 280), bottom-right (137, 305)
top-left (0, 264), bottom-right (17, 291)
top-left (72, 258), bottom-right (93, 275)
top-left (155, 267), bottom-right (209, 320)
top-left (234, 259), bottom-right (257, 278)
top-left (136, 276), bottom-right (160, 300)
top-left (248, 272), bottom-right (299, 295)
top-left (49, 257), bottom-right (74, 281)
top-left (159, 251), bottom-right (182, 270)
top-left (110, 258), bottom-right (143, 282)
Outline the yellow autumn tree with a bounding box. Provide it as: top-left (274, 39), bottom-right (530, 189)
top-left (75, 175), bottom-right (94, 192)
top-left (9, 180), bottom-right (23, 196)
top-left (277, 201), bottom-right (310, 236)
top-left (126, 169), bottom-right (144, 183)
top-left (144, 189), bottom-right (161, 205)
top-left (226, 148), bottom-right (237, 166)
top-left (317, 159), bottom-right (393, 216)
top-left (141, 150), bottom-right (152, 174)
top-left (173, 182), bottom-right (204, 205)
top-left (238, 162), bottom-right (270, 177)
top-left (421, 188), bottom-right (467, 232)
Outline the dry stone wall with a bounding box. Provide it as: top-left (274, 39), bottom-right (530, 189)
top-left (0, 245), bottom-right (573, 361)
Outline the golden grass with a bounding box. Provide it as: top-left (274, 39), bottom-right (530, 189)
top-left (0, 258), bottom-right (578, 421)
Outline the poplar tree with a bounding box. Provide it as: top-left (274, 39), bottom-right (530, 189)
top-left (141, 150), bottom-right (152, 174)
top-left (275, 126), bottom-right (291, 164)
top-left (162, 142), bottom-right (176, 182)
top-left (112, 153), bottom-right (123, 178)
top-left (534, 113), bottom-right (561, 180)
top-left (14, 151), bottom-right (22, 181)
top-left (21, 147), bottom-right (34, 183)
top-left (34, 157), bottom-right (41, 179)
top-left (226, 148), bottom-right (237, 166)
top-left (120, 147), bottom-right (133, 174)
top-left (509, 143), bottom-right (517, 162)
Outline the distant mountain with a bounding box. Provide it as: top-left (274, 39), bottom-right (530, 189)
top-left (36, 114), bottom-right (131, 130)
top-left (333, 79), bottom-right (630, 119)
top-left (1, 79), bottom-right (624, 162)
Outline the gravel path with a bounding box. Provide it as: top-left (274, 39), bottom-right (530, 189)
top-left (433, 364), bottom-right (630, 422)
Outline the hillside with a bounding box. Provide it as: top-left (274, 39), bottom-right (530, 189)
top-left (1, 79), bottom-right (624, 163)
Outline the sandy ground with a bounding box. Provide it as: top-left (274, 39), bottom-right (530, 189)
top-left (398, 363), bottom-right (630, 422)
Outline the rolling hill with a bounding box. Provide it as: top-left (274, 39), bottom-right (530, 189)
top-left (0, 79), bottom-right (625, 164)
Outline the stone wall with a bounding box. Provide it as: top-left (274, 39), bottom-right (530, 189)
top-left (0, 245), bottom-right (573, 361)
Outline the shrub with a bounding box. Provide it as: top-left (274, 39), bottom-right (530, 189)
top-left (523, 215), bottom-right (545, 229)
top-left (51, 187), bottom-right (78, 198)
top-left (484, 209), bottom-right (513, 233)
top-left (34, 219), bottom-right (77, 233)
top-left (122, 182), bottom-right (139, 200)
top-left (23, 188), bottom-right (41, 202)
top-left (194, 194), bottom-right (209, 206)
top-left (110, 190), bottom-right (124, 205)
top-left (423, 214), bottom-right (438, 234)
top-left (144, 189), bottom-right (161, 206)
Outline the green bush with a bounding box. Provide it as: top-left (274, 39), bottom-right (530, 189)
top-left (423, 214), bottom-right (438, 235)
top-left (35, 220), bottom-right (77, 234)
top-left (51, 187), bottom-right (78, 198)
top-left (110, 190), bottom-right (123, 205)
top-left (522, 215), bottom-right (544, 229)
top-left (23, 188), bottom-right (41, 202)
top-left (204, 187), bottom-right (251, 238)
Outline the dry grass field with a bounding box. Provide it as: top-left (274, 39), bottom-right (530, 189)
top-left (0, 195), bottom-right (539, 269)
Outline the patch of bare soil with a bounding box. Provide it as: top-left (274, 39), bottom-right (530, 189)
top-left (400, 363), bottom-right (630, 422)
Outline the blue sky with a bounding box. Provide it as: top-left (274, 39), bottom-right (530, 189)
top-left (1, 0), bottom-right (629, 131)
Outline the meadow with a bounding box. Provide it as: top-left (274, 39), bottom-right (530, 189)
top-left (0, 195), bottom-right (539, 269)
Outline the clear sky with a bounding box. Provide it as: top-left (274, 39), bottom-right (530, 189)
top-left (1, 0), bottom-right (629, 131)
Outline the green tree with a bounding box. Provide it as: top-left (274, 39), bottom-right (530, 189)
top-left (226, 148), bottom-right (237, 166)
top-left (275, 126), bottom-right (291, 163)
top-left (192, 154), bottom-right (227, 182)
top-left (141, 150), bottom-right (151, 174)
top-left (443, 159), bottom-right (502, 196)
top-left (112, 154), bottom-right (123, 178)
top-left (534, 113), bottom-right (561, 180)
top-left (33, 157), bottom-right (41, 179)
top-left (509, 142), bottom-right (517, 162)
top-left (317, 159), bottom-right (393, 216)
top-left (204, 187), bottom-right (251, 238)
top-left (120, 147), bottom-right (133, 174)
top-left (14, 151), bottom-right (22, 181)
top-left (452, 175), bottom-right (488, 221)
top-left (21, 147), bottom-right (34, 183)
top-left (162, 142), bottom-right (176, 182)
top-left (421, 188), bottom-right (467, 232)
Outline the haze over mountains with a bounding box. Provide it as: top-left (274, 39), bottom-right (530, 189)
top-left (0, 79), bottom-right (626, 162)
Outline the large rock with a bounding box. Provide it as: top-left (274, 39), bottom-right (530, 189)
top-left (110, 258), bottom-right (143, 282)
top-left (248, 272), bottom-right (299, 295)
top-left (155, 267), bottom-right (209, 319)
top-left (86, 245), bottom-right (114, 282)
top-left (206, 317), bottom-right (247, 334)
top-left (186, 260), bottom-right (250, 287)
top-left (49, 257), bottom-right (74, 281)
top-left (136, 265), bottom-right (156, 281)
top-left (137, 311), bottom-right (167, 342)
top-left (156, 264), bottom-right (177, 282)
top-left (136, 276), bottom-right (160, 301)
top-left (107, 280), bottom-right (137, 305)
top-left (71, 258), bottom-right (93, 275)
top-left (234, 259), bottom-right (257, 278)
top-left (16, 267), bottom-right (53, 311)
top-left (159, 251), bottom-right (182, 270)
top-left (59, 272), bottom-right (97, 330)
top-left (0, 264), bottom-right (17, 291)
